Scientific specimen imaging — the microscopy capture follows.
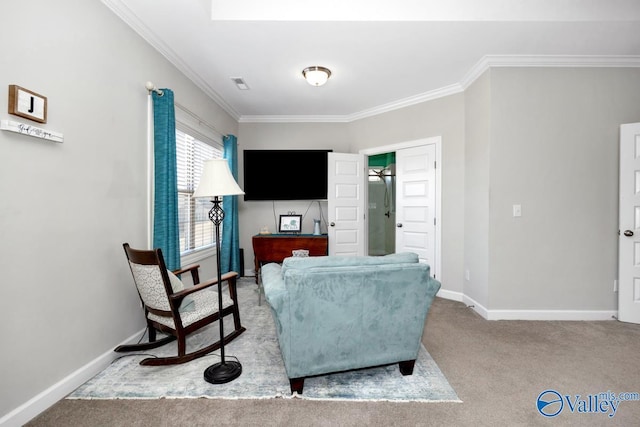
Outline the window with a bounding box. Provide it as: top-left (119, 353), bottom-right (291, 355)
top-left (176, 128), bottom-right (223, 255)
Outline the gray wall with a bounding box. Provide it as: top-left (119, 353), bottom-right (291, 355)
top-left (487, 67), bottom-right (640, 311)
top-left (348, 94), bottom-right (467, 295)
top-left (237, 122), bottom-right (351, 271)
top-left (462, 67), bottom-right (640, 314)
top-left (0, 0), bottom-right (237, 420)
top-left (238, 95), bottom-right (466, 296)
top-left (464, 71), bottom-right (492, 308)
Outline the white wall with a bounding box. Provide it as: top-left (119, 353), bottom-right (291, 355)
top-left (0, 0), bottom-right (237, 422)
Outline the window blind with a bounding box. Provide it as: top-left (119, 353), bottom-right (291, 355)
top-left (176, 128), bottom-right (222, 254)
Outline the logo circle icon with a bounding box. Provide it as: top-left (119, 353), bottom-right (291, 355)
top-left (537, 390), bottom-right (564, 417)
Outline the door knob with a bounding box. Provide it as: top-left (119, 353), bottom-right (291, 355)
top-left (624, 230), bottom-right (634, 237)
top-left (397, 223), bottom-right (403, 228)
top-left (330, 222), bottom-right (335, 227)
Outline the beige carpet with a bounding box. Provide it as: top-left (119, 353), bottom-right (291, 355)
top-left (28, 293), bottom-right (640, 426)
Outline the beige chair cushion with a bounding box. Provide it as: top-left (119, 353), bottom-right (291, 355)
top-left (129, 262), bottom-right (171, 311)
top-left (147, 288), bottom-right (234, 329)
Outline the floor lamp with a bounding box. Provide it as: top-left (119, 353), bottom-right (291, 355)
top-left (193, 159), bottom-right (244, 384)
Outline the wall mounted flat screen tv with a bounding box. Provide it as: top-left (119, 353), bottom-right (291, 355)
top-left (243, 149), bottom-right (331, 201)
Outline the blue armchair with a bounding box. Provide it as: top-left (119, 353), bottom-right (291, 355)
top-left (261, 252), bottom-right (441, 394)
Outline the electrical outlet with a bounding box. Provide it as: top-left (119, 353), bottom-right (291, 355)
top-left (465, 269), bottom-right (470, 281)
top-left (613, 279), bottom-right (618, 292)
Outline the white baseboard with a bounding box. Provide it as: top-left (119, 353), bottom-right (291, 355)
top-left (462, 294), bottom-right (489, 319)
top-left (456, 294), bottom-right (617, 321)
top-left (436, 288), bottom-right (464, 302)
top-left (0, 329), bottom-right (145, 427)
top-left (485, 309), bottom-right (618, 321)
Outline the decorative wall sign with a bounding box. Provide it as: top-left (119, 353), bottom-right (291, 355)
top-left (0, 120), bottom-right (63, 143)
top-left (8, 85), bottom-right (47, 123)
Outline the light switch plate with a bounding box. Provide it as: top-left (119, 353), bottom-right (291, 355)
top-left (513, 204), bottom-right (522, 217)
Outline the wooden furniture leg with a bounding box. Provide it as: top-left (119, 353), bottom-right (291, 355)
top-left (399, 359), bottom-right (416, 376)
top-left (289, 377), bottom-right (305, 394)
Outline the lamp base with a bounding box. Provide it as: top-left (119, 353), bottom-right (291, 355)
top-left (204, 361), bottom-right (242, 384)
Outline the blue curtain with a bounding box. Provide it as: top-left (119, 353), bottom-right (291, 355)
top-left (221, 135), bottom-right (241, 274)
top-left (152, 89), bottom-right (180, 271)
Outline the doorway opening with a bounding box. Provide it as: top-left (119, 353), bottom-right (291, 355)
top-left (368, 152), bottom-right (396, 256)
top-left (360, 136), bottom-right (441, 279)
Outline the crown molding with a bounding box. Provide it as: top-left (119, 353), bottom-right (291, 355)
top-left (240, 55), bottom-right (640, 123)
top-left (101, 0), bottom-right (241, 121)
top-left (99, 3), bottom-right (640, 125)
top-left (238, 115), bottom-right (351, 124)
top-left (460, 54), bottom-right (640, 89)
top-left (344, 83), bottom-right (465, 122)
top-left (238, 84), bottom-right (464, 123)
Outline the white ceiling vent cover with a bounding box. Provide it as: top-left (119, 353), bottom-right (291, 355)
top-left (231, 77), bottom-right (250, 90)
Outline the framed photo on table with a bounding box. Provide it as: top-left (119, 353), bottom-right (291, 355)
top-left (279, 214), bottom-right (302, 233)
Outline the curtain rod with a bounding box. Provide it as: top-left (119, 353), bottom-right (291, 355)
top-left (145, 81), bottom-right (226, 141)
top-left (145, 81), bottom-right (163, 96)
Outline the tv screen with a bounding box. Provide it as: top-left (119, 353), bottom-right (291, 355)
top-left (243, 149), bottom-right (331, 201)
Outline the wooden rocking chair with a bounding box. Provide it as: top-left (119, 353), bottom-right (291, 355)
top-left (115, 243), bottom-right (246, 366)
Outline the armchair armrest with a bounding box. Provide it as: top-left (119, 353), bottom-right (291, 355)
top-left (261, 263), bottom-right (287, 313)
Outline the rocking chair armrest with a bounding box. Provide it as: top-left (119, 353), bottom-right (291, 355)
top-left (199, 271), bottom-right (240, 300)
top-left (198, 271), bottom-right (239, 288)
top-left (169, 271), bottom-right (240, 301)
top-left (170, 281), bottom-right (215, 301)
top-left (172, 264), bottom-right (201, 285)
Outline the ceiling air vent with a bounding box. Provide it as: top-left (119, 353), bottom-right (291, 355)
top-left (231, 77), bottom-right (250, 90)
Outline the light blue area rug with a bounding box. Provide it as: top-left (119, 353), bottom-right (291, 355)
top-left (69, 279), bottom-right (460, 402)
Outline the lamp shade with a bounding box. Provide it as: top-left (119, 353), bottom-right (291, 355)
top-left (193, 159), bottom-right (244, 198)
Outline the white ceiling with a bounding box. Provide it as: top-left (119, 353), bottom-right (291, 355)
top-left (103, 0), bottom-right (640, 122)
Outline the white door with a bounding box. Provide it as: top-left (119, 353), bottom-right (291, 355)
top-left (327, 153), bottom-right (366, 256)
top-left (396, 144), bottom-right (437, 278)
top-left (618, 122), bottom-right (640, 324)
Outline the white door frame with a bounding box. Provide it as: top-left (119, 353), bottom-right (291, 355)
top-left (359, 136), bottom-right (442, 279)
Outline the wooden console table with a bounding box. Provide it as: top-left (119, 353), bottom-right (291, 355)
top-left (252, 234), bottom-right (328, 283)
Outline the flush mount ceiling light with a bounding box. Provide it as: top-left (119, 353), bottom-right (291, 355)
top-left (302, 66), bottom-right (331, 86)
